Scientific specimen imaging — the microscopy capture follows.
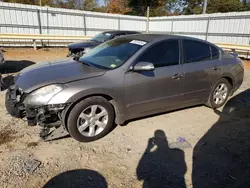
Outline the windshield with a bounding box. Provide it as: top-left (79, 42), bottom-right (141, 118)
top-left (79, 38), bottom-right (146, 70)
top-left (90, 33), bottom-right (112, 43)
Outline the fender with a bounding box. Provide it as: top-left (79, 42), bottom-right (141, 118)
top-left (64, 88), bottom-right (126, 124)
top-left (220, 72), bottom-right (235, 87)
top-left (67, 88), bottom-right (124, 112)
top-left (60, 89), bottom-right (126, 128)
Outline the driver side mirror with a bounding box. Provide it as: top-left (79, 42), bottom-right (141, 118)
top-left (133, 62), bottom-right (155, 71)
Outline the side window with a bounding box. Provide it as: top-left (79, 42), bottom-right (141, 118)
top-left (211, 45), bottom-right (220, 60)
top-left (183, 40), bottom-right (211, 63)
top-left (137, 40), bottom-right (179, 67)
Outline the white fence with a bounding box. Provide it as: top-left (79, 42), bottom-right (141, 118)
top-left (0, 2), bottom-right (250, 46)
top-left (150, 12), bottom-right (250, 45)
top-left (0, 2), bottom-right (146, 46)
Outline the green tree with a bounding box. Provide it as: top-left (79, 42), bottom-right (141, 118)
top-left (93, 5), bottom-right (108, 12)
top-left (41, 0), bottom-right (54, 6)
top-left (207, 0), bottom-right (245, 13)
top-left (127, 0), bottom-right (179, 16)
top-left (183, 0), bottom-right (247, 14)
top-left (82, 0), bottom-right (98, 11)
top-left (127, 0), bottom-right (165, 16)
top-left (107, 0), bottom-right (131, 14)
top-left (2, 0), bottom-right (38, 5)
top-left (182, 0), bottom-right (203, 14)
top-left (53, 0), bottom-right (97, 10)
top-left (3, 0), bottom-right (56, 7)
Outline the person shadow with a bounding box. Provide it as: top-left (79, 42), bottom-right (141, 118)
top-left (136, 130), bottom-right (187, 188)
top-left (192, 89), bottom-right (250, 188)
top-left (43, 169), bottom-right (107, 188)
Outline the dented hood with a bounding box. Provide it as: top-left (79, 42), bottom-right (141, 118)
top-left (15, 58), bottom-right (106, 92)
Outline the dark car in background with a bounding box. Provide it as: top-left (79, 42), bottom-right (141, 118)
top-left (6, 34), bottom-right (244, 142)
top-left (67, 30), bottom-right (140, 59)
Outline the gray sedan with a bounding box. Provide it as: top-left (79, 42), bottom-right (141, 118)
top-left (5, 34), bottom-right (244, 142)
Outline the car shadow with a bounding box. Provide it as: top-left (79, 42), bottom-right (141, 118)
top-left (43, 169), bottom-right (107, 188)
top-left (0, 60), bottom-right (35, 74)
top-left (192, 89), bottom-right (250, 188)
top-left (137, 130), bottom-right (187, 188)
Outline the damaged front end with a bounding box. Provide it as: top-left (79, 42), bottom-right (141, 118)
top-left (5, 84), bottom-right (71, 140)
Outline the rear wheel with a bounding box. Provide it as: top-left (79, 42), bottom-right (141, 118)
top-left (206, 78), bottom-right (232, 109)
top-left (67, 96), bottom-right (115, 142)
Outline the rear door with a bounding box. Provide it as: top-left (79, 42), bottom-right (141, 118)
top-left (124, 39), bottom-right (184, 118)
top-left (182, 39), bottom-right (222, 104)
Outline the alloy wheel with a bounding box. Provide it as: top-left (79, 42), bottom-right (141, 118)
top-left (213, 83), bottom-right (229, 105)
top-left (77, 105), bottom-right (108, 137)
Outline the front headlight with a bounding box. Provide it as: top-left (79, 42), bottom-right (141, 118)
top-left (24, 84), bottom-right (64, 106)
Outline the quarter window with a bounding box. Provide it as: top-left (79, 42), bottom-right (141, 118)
top-left (183, 40), bottom-right (211, 63)
top-left (211, 45), bottom-right (220, 60)
top-left (137, 40), bottom-right (179, 67)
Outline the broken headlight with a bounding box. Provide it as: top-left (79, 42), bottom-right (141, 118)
top-left (24, 84), bottom-right (64, 106)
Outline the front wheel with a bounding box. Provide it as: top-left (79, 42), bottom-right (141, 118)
top-left (67, 97), bottom-right (115, 142)
top-left (206, 78), bottom-right (232, 109)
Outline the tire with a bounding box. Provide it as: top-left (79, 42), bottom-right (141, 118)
top-left (206, 78), bottom-right (232, 109)
top-left (67, 96), bottom-right (115, 142)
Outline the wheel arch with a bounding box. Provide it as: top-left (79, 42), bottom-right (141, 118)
top-left (210, 73), bottom-right (235, 93)
top-left (221, 76), bottom-right (234, 88)
top-left (62, 92), bottom-right (123, 131)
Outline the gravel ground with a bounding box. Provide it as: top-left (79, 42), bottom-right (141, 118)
top-left (0, 48), bottom-right (250, 188)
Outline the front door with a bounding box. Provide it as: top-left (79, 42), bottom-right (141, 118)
top-left (124, 40), bottom-right (184, 118)
top-left (182, 40), bottom-right (222, 105)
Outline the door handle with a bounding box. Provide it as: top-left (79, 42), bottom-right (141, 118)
top-left (172, 74), bottom-right (183, 80)
top-left (213, 66), bottom-right (220, 70)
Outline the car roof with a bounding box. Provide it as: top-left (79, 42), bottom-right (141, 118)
top-left (102, 30), bottom-right (140, 35)
top-left (120, 34), bottom-right (216, 46)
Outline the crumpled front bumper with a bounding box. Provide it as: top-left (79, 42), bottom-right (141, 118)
top-left (5, 85), bottom-right (26, 118)
top-left (5, 85), bottom-right (69, 127)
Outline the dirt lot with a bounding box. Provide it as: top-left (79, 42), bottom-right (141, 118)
top-left (0, 48), bottom-right (250, 188)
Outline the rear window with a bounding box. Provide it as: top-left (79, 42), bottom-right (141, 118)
top-left (211, 45), bottom-right (220, 60)
top-left (183, 40), bottom-right (211, 63)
